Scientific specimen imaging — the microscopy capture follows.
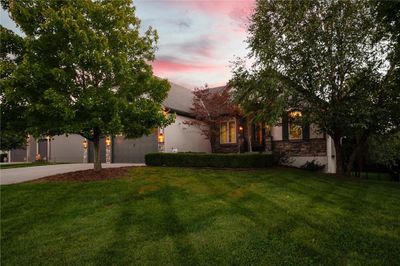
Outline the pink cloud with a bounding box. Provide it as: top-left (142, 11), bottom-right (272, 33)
top-left (168, 0), bottom-right (256, 33)
top-left (168, 0), bottom-right (255, 19)
top-left (152, 58), bottom-right (221, 74)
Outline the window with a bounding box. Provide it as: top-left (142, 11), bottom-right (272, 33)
top-left (289, 111), bottom-right (302, 140)
top-left (220, 120), bottom-right (237, 144)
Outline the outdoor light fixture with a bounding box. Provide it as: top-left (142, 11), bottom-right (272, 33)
top-left (82, 139), bottom-right (88, 149)
top-left (289, 111), bottom-right (302, 118)
top-left (239, 126), bottom-right (244, 132)
top-left (158, 133), bottom-right (165, 144)
top-left (105, 136), bottom-right (111, 146)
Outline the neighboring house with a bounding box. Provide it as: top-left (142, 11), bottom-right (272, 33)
top-left (206, 86), bottom-right (337, 173)
top-left (7, 82), bottom-right (211, 164)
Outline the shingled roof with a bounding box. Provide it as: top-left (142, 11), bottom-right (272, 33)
top-left (206, 85), bottom-right (228, 94)
top-left (162, 82), bottom-right (194, 116)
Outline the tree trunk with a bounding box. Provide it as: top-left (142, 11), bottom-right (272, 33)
top-left (345, 135), bottom-right (369, 177)
top-left (333, 137), bottom-right (344, 175)
top-left (345, 148), bottom-right (359, 177)
top-left (93, 134), bottom-right (102, 171)
top-left (247, 120), bottom-right (252, 152)
top-left (210, 129), bottom-right (217, 153)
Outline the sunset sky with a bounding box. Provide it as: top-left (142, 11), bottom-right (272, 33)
top-left (0, 0), bottom-right (256, 89)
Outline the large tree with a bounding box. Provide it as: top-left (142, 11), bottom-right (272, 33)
top-left (2, 0), bottom-right (173, 170)
top-left (230, 0), bottom-right (399, 175)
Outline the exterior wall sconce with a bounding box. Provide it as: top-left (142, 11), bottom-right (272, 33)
top-left (239, 126), bottom-right (244, 132)
top-left (158, 129), bottom-right (165, 152)
top-left (105, 136), bottom-right (111, 146)
top-left (158, 133), bottom-right (165, 144)
top-left (82, 139), bottom-right (88, 163)
top-left (82, 139), bottom-right (88, 149)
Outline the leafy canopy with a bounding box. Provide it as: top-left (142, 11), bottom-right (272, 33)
top-left (0, 25), bottom-right (27, 150)
top-left (230, 0), bottom-right (399, 174)
top-left (1, 0), bottom-right (173, 142)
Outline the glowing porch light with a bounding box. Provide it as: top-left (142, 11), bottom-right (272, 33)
top-left (83, 139), bottom-right (88, 149)
top-left (105, 136), bottom-right (111, 146)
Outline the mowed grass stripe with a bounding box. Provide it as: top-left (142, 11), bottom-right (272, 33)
top-left (1, 167), bottom-right (399, 265)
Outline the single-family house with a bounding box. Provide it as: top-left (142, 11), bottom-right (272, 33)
top-left (7, 82), bottom-right (211, 164)
top-left (7, 83), bottom-right (337, 173)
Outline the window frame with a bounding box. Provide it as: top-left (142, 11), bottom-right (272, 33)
top-left (220, 119), bottom-right (237, 144)
top-left (288, 111), bottom-right (303, 140)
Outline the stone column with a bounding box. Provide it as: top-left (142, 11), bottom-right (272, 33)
top-left (158, 129), bottom-right (165, 152)
top-left (105, 136), bottom-right (112, 163)
top-left (46, 136), bottom-right (50, 162)
top-left (83, 139), bottom-right (88, 163)
top-left (26, 135), bottom-right (30, 162)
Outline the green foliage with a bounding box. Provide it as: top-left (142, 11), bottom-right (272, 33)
top-left (1, 0), bottom-right (173, 168)
top-left (0, 131), bottom-right (26, 151)
top-left (367, 132), bottom-right (400, 169)
top-left (145, 152), bottom-right (277, 168)
top-left (0, 162), bottom-right (60, 169)
top-left (0, 25), bottom-right (28, 150)
top-left (230, 0), bottom-right (399, 174)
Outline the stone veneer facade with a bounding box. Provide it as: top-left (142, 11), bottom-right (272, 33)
top-left (272, 138), bottom-right (327, 156)
top-left (212, 117), bottom-right (327, 157)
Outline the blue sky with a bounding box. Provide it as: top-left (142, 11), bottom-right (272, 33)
top-left (1, 0), bottom-right (255, 89)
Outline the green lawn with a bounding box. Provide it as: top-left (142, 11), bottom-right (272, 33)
top-left (1, 167), bottom-right (399, 265)
top-left (0, 162), bottom-right (64, 169)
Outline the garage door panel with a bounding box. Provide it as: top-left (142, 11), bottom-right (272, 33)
top-left (112, 134), bottom-right (157, 163)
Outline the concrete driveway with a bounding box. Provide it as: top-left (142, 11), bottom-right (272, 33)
top-left (0, 163), bottom-right (144, 185)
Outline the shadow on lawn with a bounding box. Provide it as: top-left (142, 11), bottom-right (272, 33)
top-left (94, 169), bottom-right (400, 265)
top-left (194, 172), bottom-right (399, 264)
top-left (1, 184), bottom-right (78, 243)
top-left (95, 185), bottom-right (201, 265)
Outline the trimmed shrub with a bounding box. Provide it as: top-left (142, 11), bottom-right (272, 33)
top-left (300, 160), bottom-right (325, 171)
top-left (0, 153), bottom-right (8, 162)
top-left (145, 152), bottom-right (277, 168)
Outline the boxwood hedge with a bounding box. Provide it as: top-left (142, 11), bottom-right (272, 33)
top-left (145, 152), bottom-right (277, 168)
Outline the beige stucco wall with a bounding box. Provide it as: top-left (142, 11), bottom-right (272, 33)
top-left (271, 125), bottom-right (283, 140)
top-left (326, 135), bottom-right (337, 173)
top-left (164, 114), bottom-right (211, 153)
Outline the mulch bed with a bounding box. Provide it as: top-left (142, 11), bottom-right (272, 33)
top-left (35, 167), bottom-right (135, 182)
